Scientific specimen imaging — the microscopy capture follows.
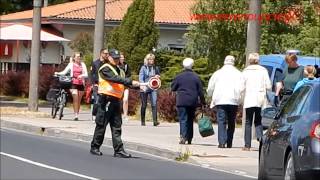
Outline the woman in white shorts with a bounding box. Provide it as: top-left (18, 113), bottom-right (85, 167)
top-left (55, 52), bottom-right (88, 120)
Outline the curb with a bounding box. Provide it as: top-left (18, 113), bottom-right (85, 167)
top-left (0, 101), bottom-right (51, 108)
top-left (1, 120), bottom-right (198, 164)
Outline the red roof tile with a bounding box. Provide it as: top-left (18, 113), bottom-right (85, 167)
top-left (1, 0), bottom-right (196, 24)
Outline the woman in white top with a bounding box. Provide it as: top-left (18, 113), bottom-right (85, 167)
top-left (242, 53), bottom-right (271, 151)
top-left (55, 52), bottom-right (88, 120)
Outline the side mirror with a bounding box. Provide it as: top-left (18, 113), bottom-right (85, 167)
top-left (262, 107), bottom-right (278, 119)
top-left (261, 107), bottom-right (279, 130)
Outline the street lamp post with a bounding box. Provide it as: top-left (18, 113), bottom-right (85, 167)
top-left (28, 0), bottom-right (42, 111)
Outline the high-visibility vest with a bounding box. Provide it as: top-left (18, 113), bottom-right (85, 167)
top-left (98, 63), bottom-right (125, 99)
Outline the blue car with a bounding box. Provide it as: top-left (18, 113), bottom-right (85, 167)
top-left (260, 54), bottom-right (320, 92)
top-left (260, 53), bottom-right (320, 129)
top-left (258, 81), bottom-right (320, 180)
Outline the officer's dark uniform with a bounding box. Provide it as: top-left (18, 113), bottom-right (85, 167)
top-left (90, 49), bottom-right (133, 158)
top-left (90, 58), bottom-right (106, 115)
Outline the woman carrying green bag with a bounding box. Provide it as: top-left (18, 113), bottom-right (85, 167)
top-left (171, 58), bottom-right (206, 144)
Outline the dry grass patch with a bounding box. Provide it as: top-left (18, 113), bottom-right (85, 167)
top-left (0, 107), bottom-right (50, 118)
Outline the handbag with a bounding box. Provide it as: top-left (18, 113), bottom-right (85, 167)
top-left (198, 113), bottom-right (215, 137)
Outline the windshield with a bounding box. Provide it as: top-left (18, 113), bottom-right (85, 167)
top-left (261, 65), bottom-right (273, 78)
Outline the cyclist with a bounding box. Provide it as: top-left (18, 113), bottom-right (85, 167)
top-left (55, 52), bottom-right (88, 121)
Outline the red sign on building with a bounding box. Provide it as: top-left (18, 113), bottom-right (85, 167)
top-left (0, 42), bottom-right (13, 57)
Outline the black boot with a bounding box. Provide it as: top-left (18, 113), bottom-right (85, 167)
top-left (141, 107), bottom-right (146, 126)
top-left (114, 150), bottom-right (132, 158)
top-left (90, 148), bottom-right (103, 156)
top-left (152, 106), bottom-right (159, 126)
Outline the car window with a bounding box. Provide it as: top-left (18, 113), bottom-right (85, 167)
top-left (273, 69), bottom-right (283, 91)
top-left (274, 68), bottom-right (283, 82)
top-left (300, 85), bottom-right (319, 114)
top-left (262, 65), bottom-right (273, 78)
top-left (279, 86), bottom-right (309, 118)
top-left (288, 86), bottom-right (312, 117)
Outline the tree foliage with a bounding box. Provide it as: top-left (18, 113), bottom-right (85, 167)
top-left (107, 0), bottom-right (159, 72)
top-left (260, 0), bottom-right (320, 56)
top-left (185, 0), bottom-right (319, 73)
top-left (68, 32), bottom-right (93, 56)
top-left (0, 0), bottom-right (75, 15)
top-left (185, 0), bottom-right (248, 71)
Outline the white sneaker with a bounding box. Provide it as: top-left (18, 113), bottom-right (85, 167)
top-left (122, 116), bottom-right (129, 123)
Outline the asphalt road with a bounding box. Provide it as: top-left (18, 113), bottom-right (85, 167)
top-left (1, 129), bottom-right (252, 180)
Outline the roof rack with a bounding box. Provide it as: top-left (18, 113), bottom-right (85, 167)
top-left (286, 49), bottom-right (301, 55)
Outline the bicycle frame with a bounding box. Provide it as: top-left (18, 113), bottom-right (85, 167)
top-left (51, 87), bottom-right (68, 120)
top-left (50, 74), bottom-right (70, 120)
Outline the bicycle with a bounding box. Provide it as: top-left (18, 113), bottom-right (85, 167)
top-left (47, 75), bottom-right (71, 120)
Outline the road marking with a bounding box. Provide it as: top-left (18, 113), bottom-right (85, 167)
top-left (1, 128), bottom-right (257, 179)
top-left (0, 152), bottom-right (100, 180)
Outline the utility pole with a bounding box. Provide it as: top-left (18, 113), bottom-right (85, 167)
top-left (245, 0), bottom-right (261, 66)
top-left (93, 0), bottom-right (106, 61)
top-left (43, 0), bottom-right (48, 7)
top-left (28, 0), bottom-right (42, 111)
top-left (243, 0), bottom-right (262, 138)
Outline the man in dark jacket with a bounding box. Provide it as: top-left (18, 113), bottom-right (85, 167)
top-left (90, 49), bottom-right (108, 115)
top-left (90, 49), bottom-right (140, 158)
top-left (171, 58), bottom-right (206, 144)
top-left (91, 48), bottom-right (109, 85)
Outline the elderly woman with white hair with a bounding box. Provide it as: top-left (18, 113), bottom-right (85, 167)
top-left (139, 53), bottom-right (161, 126)
top-left (171, 58), bottom-right (206, 144)
top-left (242, 53), bottom-right (271, 151)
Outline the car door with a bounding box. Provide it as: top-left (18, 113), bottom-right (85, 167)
top-left (264, 87), bottom-right (311, 175)
top-left (292, 85), bottom-right (316, 170)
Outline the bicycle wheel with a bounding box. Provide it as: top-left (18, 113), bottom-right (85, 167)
top-left (51, 100), bottom-right (58, 119)
top-left (51, 102), bottom-right (55, 118)
top-left (58, 104), bottom-right (64, 120)
top-left (58, 93), bottom-right (66, 120)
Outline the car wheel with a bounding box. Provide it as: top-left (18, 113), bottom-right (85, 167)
top-left (258, 148), bottom-right (267, 180)
top-left (284, 152), bottom-right (296, 180)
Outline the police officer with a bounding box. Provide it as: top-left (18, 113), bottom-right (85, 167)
top-left (90, 49), bottom-right (140, 158)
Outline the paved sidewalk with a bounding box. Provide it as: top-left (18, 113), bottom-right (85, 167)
top-left (1, 105), bottom-right (259, 179)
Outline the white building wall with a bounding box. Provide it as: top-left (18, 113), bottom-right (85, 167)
top-left (61, 24), bottom-right (94, 57)
top-left (60, 24), bottom-right (187, 57)
top-left (0, 41), bottom-right (61, 64)
top-left (40, 42), bottom-right (61, 64)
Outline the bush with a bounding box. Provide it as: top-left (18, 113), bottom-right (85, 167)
top-left (0, 66), bottom-right (59, 99)
top-left (128, 89), bottom-right (140, 116)
top-left (39, 66), bottom-right (56, 99)
top-left (19, 71), bottom-right (30, 98)
top-left (157, 89), bottom-right (177, 122)
top-left (68, 32), bottom-right (93, 56)
top-left (0, 71), bottom-right (30, 97)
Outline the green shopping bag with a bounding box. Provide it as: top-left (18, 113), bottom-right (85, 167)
top-left (198, 113), bottom-right (215, 137)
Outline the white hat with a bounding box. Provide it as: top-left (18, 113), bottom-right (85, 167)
top-left (183, 58), bottom-right (194, 69)
top-left (224, 55), bottom-right (235, 65)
